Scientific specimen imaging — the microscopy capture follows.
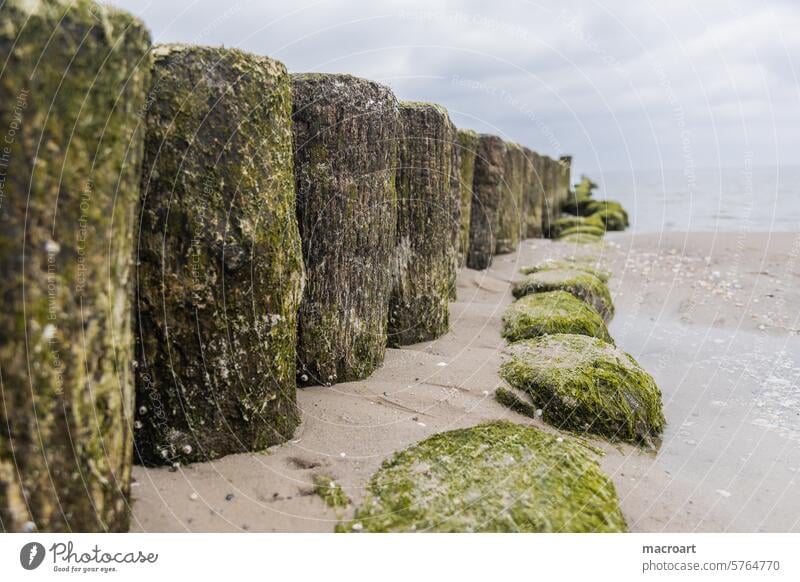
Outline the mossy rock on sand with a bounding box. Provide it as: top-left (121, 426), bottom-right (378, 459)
top-left (511, 269), bottom-right (614, 320)
top-left (0, 0), bottom-right (150, 532)
top-left (560, 232), bottom-right (605, 245)
top-left (522, 147), bottom-right (544, 238)
top-left (500, 335), bottom-right (665, 446)
top-left (502, 291), bottom-right (613, 343)
top-left (389, 102), bottom-right (460, 345)
top-left (562, 175), bottom-right (597, 215)
top-left (550, 214), bottom-right (605, 238)
top-left (584, 200), bottom-right (629, 231)
top-left (456, 129), bottom-right (478, 268)
top-left (495, 142), bottom-right (525, 253)
top-left (520, 260), bottom-right (610, 283)
top-left (292, 74), bottom-right (399, 385)
top-left (556, 224), bottom-right (607, 239)
top-left (338, 421), bottom-right (627, 532)
top-left (135, 46), bottom-right (304, 466)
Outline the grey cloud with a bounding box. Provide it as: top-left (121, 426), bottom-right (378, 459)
top-left (111, 0), bottom-right (800, 174)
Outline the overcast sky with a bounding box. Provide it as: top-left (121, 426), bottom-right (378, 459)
top-left (113, 0), bottom-right (799, 175)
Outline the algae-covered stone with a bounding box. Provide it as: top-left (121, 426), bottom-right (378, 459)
top-left (586, 200), bottom-right (629, 231)
top-left (556, 224), bottom-right (606, 239)
top-left (501, 335), bottom-right (665, 445)
top-left (512, 269), bottom-right (614, 320)
top-left (467, 134), bottom-right (506, 269)
top-left (520, 260), bottom-right (611, 283)
top-left (563, 175), bottom-right (597, 215)
top-left (338, 421), bottom-right (627, 532)
top-left (456, 129), bottom-right (478, 268)
top-left (502, 291), bottom-right (613, 343)
top-left (522, 147), bottom-right (544, 238)
top-left (550, 214), bottom-right (605, 238)
top-left (495, 142), bottom-right (525, 253)
top-left (292, 74), bottom-right (399, 385)
top-left (0, 0), bottom-right (150, 532)
top-left (135, 45), bottom-right (304, 466)
top-left (389, 102), bottom-right (459, 345)
top-left (560, 232), bottom-right (605, 245)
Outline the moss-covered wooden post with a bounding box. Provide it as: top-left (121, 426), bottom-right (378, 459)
top-left (292, 74), bottom-right (399, 386)
top-left (541, 155), bottom-right (559, 237)
top-left (522, 147), bottom-right (544, 238)
top-left (134, 46), bottom-right (304, 466)
top-left (0, 0), bottom-right (150, 532)
top-left (558, 155), bottom-right (573, 213)
top-left (495, 142), bottom-right (524, 254)
top-left (467, 134), bottom-right (506, 270)
top-left (456, 129), bottom-right (478, 268)
top-left (389, 102), bottom-right (459, 346)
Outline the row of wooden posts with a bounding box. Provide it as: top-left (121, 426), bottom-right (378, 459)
top-left (0, 0), bottom-right (569, 532)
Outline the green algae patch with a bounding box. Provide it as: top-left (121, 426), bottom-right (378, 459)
top-left (501, 335), bottom-right (665, 446)
top-left (550, 215), bottom-right (605, 238)
top-left (313, 474), bottom-right (350, 510)
top-left (467, 134), bottom-right (506, 269)
top-left (562, 175), bottom-right (597, 215)
top-left (556, 224), bottom-right (607, 239)
top-left (292, 74), bottom-right (399, 385)
top-left (585, 201), bottom-right (629, 231)
top-left (502, 291), bottom-right (613, 343)
top-left (390, 102), bottom-right (460, 345)
top-left (511, 269), bottom-right (614, 321)
top-left (456, 129), bottom-right (479, 268)
top-left (560, 232), bottom-right (605, 245)
top-left (338, 421), bottom-right (627, 532)
top-left (0, 0), bottom-right (151, 532)
top-left (520, 260), bottom-right (610, 283)
top-left (135, 46), bottom-right (304, 466)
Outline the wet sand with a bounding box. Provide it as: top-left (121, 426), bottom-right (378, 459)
top-left (130, 231), bottom-right (800, 532)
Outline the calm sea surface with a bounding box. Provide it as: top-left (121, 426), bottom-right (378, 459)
top-left (590, 165), bottom-right (800, 233)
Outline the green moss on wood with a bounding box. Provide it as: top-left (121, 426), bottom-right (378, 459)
top-left (292, 74), bottom-right (399, 385)
top-left (501, 335), bottom-right (665, 446)
top-left (0, 0), bottom-right (151, 533)
top-left (135, 45), bottom-right (304, 466)
top-left (313, 474), bottom-right (350, 510)
top-left (389, 102), bottom-right (460, 345)
top-left (502, 291), bottom-right (613, 343)
top-left (521, 147), bottom-right (544, 238)
top-left (495, 142), bottom-right (525, 253)
top-left (466, 135), bottom-right (506, 269)
top-left (337, 421), bottom-right (627, 532)
top-left (511, 269), bottom-right (614, 320)
top-left (456, 129), bottom-right (478, 268)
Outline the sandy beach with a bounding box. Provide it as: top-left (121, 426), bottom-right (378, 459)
top-left (130, 231), bottom-right (800, 533)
